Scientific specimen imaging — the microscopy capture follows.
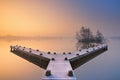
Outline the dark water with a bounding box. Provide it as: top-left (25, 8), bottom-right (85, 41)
top-left (0, 38), bottom-right (120, 80)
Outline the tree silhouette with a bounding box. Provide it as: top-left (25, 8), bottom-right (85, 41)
top-left (76, 26), bottom-right (106, 49)
top-left (76, 26), bottom-right (94, 43)
top-left (95, 30), bottom-right (105, 44)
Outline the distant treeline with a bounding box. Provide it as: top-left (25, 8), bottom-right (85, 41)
top-left (76, 26), bottom-right (106, 48)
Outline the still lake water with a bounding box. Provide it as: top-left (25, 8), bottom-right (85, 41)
top-left (0, 38), bottom-right (120, 80)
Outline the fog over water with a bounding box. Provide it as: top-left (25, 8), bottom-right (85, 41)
top-left (0, 0), bottom-right (120, 80)
top-left (0, 38), bottom-right (120, 80)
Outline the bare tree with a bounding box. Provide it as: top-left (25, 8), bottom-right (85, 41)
top-left (76, 26), bottom-right (94, 48)
top-left (95, 30), bottom-right (105, 44)
top-left (76, 26), bottom-right (94, 43)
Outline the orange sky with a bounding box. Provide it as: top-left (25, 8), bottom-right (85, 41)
top-left (0, 1), bottom-right (94, 37)
top-left (0, 0), bottom-right (119, 37)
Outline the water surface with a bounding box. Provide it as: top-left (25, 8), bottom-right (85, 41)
top-left (0, 38), bottom-right (120, 80)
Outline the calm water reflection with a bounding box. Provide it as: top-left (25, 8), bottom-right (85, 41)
top-left (0, 38), bottom-right (120, 80)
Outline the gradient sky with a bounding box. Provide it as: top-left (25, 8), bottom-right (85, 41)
top-left (0, 0), bottom-right (120, 37)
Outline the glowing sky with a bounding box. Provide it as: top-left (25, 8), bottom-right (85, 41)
top-left (0, 0), bottom-right (120, 37)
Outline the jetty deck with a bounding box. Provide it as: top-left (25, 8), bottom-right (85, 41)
top-left (10, 44), bottom-right (108, 80)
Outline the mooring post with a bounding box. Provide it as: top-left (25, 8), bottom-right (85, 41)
top-left (10, 46), bottom-right (12, 51)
